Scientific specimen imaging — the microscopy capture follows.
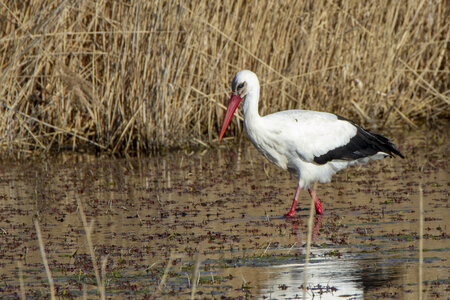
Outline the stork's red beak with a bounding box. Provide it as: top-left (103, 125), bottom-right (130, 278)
top-left (218, 94), bottom-right (243, 141)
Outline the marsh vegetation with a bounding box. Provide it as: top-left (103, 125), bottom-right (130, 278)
top-left (0, 1), bottom-right (448, 156)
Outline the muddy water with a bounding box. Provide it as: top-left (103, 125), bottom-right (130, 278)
top-left (0, 130), bottom-right (448, 299)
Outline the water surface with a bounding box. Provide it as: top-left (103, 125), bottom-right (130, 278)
top-left (0, 130), bottom-right (448, 299)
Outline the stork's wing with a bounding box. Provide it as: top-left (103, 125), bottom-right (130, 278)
top-left (263, 110), bottom-right (404, 164)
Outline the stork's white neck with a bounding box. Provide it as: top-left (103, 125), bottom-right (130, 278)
top-left (242, 82), bottom-right (261, 123)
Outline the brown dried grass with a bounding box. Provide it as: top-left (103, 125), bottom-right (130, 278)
top-left (0, 0), bottom-right (448, 156)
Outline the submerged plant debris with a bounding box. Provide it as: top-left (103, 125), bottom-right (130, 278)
top-left (0, 129), bottom-right (448, 299)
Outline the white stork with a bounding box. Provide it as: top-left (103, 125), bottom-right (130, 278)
top-left (218, 70), bottom-right (404, 217)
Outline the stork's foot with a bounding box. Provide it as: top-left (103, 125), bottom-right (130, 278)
top-left (315, 199), bottom-right (323, 215)
top-left (308, 188), bottom-right (324, 215)
top-left (284, 198), bottom-right (298, 218)
top-left (284, 209), bottom-right (296, 218)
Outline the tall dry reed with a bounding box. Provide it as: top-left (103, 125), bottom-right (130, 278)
top-left (0, 1), bottom-right (448, 156)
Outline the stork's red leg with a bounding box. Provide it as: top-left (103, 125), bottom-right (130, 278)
top-left (285, 185), bottom-right (302, 217)
top-left (308, 188), bottom-right (323, 215)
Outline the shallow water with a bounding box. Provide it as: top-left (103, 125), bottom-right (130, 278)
top-left (0, 130), bottom-right (448, 299)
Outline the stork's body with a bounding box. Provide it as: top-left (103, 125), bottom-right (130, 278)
top-left (219, 70), bottom-right (404, 217)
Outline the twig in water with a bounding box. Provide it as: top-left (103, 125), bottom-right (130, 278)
top-left (77, 197), bottom-right (105, 299)
top-left (261, 242), bottom-right (271, 257)
top-left (136, 212), bottom-right (143, 226)
top-left (101, 256), bottom-right (109, 296)
top-left (210, 271), bottom-right (215, 284)
top-left (302, 182), bottom-right (317, 299)
top-left (265, 210), bottom-right (270, 222)
top-left (191, 252), bottom-right (201, 300)
top-left (287, 242), bottom-right (297, 254)
top-left (34, 219), bottom-right (56, 300)
top-left (157, 252), bottom-right (174, 294)
top-left (418, 185), bottom-right (424, 300)
top-left (17, 261), bottom-right (26, 300)
top-left (83, 284), bottom-right (87, 300)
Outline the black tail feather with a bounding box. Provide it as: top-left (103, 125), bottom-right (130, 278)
top-left (368, 131), bottom-right (405, 158)
top-left (313, 115), bottom-right (405, 165)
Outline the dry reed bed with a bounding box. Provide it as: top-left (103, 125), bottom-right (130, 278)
top-left (0, 0), bottom-right (448, 156)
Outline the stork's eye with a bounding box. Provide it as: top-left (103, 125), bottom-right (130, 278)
top-left (237, 83), bottom-right (245, 90)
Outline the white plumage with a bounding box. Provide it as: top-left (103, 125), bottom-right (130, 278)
top-left (219, 70), bottom-right (404, 217)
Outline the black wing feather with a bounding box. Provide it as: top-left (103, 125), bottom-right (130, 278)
top-left (313, 115), bottom-right (404, 165)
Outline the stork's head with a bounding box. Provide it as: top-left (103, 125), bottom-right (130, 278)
top-left (218, 70), bottom-right (259, 141)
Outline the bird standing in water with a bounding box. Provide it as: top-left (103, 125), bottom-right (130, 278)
top-left (218, 70), bottom-right (404, 217)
